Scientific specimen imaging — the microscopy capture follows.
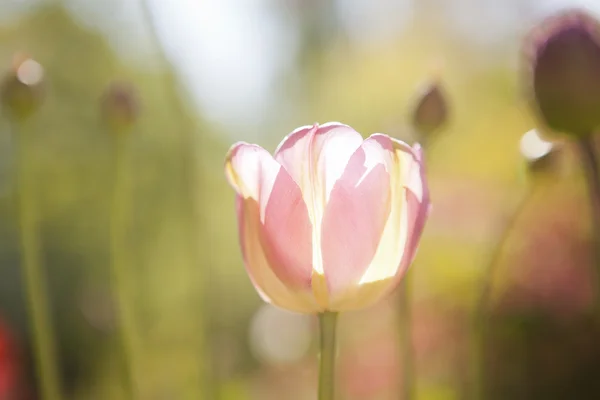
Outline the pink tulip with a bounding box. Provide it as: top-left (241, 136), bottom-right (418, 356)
top-left (225, 122), bottom-right (430, 313)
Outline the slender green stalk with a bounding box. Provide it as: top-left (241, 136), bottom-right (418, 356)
top-left (397, 128), bottom-right (434, 400)
top-left (577, 137), bottom-right (600, 231)
top-left (109, 134), bottom-right (139, 398)
top-left (176, 111), bottom-right (214, 399)
top-left (576, 136), bottom-right (600, 312)
top-left (318, 312), bottom-right (338, 400)
top-left (398, 275), bottom-right (414, 400)
top-left (470, 191), bottom-right (533, 400)
top-left (138, 2), bottom-right (215, 398)
top-left (13, 120), bottom-right (62, 400)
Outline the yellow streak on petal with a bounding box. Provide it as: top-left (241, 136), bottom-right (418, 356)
top-left (328, 278), bottom-right (393, 312)
top-left (225, 157), bottom-right (241, 192)
top-left (311, 271), bottom-right (329, 310)
top-left (359, 190), bottom-right (409, 285)
top-left (358, 144), bottom-right (409, 285)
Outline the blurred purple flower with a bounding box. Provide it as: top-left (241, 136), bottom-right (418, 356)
top-left (524, 10), bottom-right (600, 136)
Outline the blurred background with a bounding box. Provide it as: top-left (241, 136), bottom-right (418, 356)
top-left (0, 0), bottom-right (600, 399)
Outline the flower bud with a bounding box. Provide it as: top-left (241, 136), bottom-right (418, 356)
top-left (100, 81), bottom-right (139, 134)
top-left (524, 10), bottom-right (600, 136)
top-left (0, 54), bottom-right (45, 120)
top-left (410, 79), bottom-right (449, 142)
top-left (519, 129), bottom-right (562, 176)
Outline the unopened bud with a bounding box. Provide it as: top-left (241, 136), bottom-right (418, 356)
top-left (100, 82), bottom-right (139, 133)
top-left (524, 10), bottom-right (600, 136)
top-left (520, 129), bottom-right (562, 175)
top-left (410, 79), bottom-right (449, 142)
top-left (0, 54), bottom-right (44, 120)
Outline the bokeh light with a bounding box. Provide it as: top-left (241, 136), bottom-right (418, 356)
top-left (249, 304), bottom-right (313, 366)
top-left (519, 129), bottom-right (554, 161)
top-left (15, 58), bottom-right (43, 87)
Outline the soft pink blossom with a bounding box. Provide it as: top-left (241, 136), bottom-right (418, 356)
top-left (225, 122), bottom-right (430, 313)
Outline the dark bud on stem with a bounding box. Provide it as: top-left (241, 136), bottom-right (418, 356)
top-left (410, 79), bottom-right (449, 142)
top-left (100, 82), bottom-right (139, 134)
top-left (525, 10), bottom-right (600, 137)
top-left (520, 129), bottom-right (562, 175)
top-left (0, 54), bottom-right (45, 120)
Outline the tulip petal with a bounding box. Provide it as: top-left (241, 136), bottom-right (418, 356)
top-left (398, 189), bottom-right (428, 273)
top-left (328, 135), bottom-right (428, 311)
top-left (261, 167), bottom-right (314, 289)
top-left (225, 142), bottom-right (280, 212)
top-left (321, 141), bottom-right (392, 297)
top-left (399, 145), bottom-right (430, 271)
top-left (364, 166), bottom-right (429, 304)
top-left (274, 122), bottom-right (364, 285)
top-left (274, 122), bottom-right (364, 203)
top-left (360, 136), bottom-right (426, 284)
top-left (237, 196), bottom-right (320, 313)
top-left (225, 143), bottom-right (314, 293)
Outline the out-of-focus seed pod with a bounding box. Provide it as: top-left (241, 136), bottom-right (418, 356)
top-left (100, 82), bottom-right (139, 134)
top-left (524, 10), bottom-right (600, 137)
top-left (410, 79), bottom-right (449, 142)
top-left (0, 54), bottom-right (45, 120)
top-left (520, 129), bottom-right (562, 176)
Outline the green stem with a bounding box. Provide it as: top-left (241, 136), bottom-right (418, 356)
top-left (398, 275), bottom-right (414, 400)
top-left (137, 2), bottom-right (215, 398)
top-left (470, 191), bottom-right (533, 400)
top-left (109, 134), bottom-right (139, 398)
top-left (397, 125), bottom-right (431, 400)
top-left (576, 136), bottom-right (600, 314)
top-left (318, 312), bottom-right (338, 400)
top-left (14, 121), bottom-right (62, 400)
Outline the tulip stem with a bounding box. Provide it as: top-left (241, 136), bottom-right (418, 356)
top-left (318, 312), bottom-right (338, 400)
top-left (109, 134), bottom-right (139, 398)
top-left (13, 120), bottom-right (62, 400)
top-left (398, 124), bottom-right (433, 400)
top-left (398, 275), bottom-right (414, 400)
top-left (576, 136), bottom-right (600, 311)
top-left (470, 190), bottom-right (533, 400)
top-left (138, 1), bottom-right (216, 397)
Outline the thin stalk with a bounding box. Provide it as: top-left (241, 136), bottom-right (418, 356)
top-left (470, 190), bottom-right (533, 400)
top-left (318, 312), bottom-right (338, 400)
top-left (397, 128), bottom-right (434, 400)
top-left (578, 137), bottom-right (600, 233)
top-left (138, 1), bottom-right (215, 397)
top-left (13, 120), bottom-right (62, 400)
top-left (576, 137), bottom-right (600, 314)
top-left (109, 134), bottom-right (139, 398)
top-left (398, 275), bottom-right (414, 400)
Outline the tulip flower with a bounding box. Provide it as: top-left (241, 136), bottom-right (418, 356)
top-left (225, 122), bottom-right (430, 314)
top-left (226, 122), bottom-right (429, 399)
